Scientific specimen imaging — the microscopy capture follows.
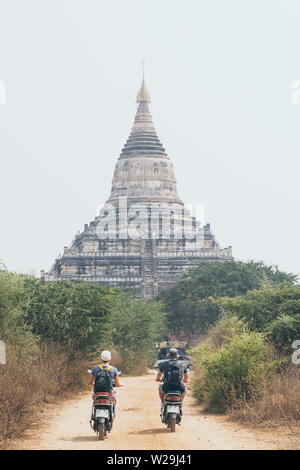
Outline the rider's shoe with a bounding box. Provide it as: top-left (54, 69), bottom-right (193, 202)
top-left (89, 419), bottom-right (95, 430)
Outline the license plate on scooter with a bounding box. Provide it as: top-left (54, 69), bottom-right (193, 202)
top-left (95, 409), bottom-right (109, 418)
top-left (167, 405), bottom-right (180, 413)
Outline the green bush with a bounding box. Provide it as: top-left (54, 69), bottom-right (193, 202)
top-left (266, 314), bottom-right (300, 352)
top-left (191, 328), bottom-right (279, 411)
top-left (0, 271), bottom-right (37, 358)
top-left (111, 296), bottom-right (166, 373)
top-left (218, 284), bottom-right (300, 351)
top-left (22, 278), bottom-right (121, 355)
top-left (157, 261), bottom-right (296, 337)
top-left (189, 314), bottom-right (247, 361)
top-left (209, 313), bottom-right (247, 348)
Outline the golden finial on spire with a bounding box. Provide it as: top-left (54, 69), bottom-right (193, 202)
top-left (141, 54), bottom-right (145, 78)
top-left (136, 54), bottom-right (151, 103)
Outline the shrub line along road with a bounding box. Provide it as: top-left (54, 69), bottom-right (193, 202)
top-left (12, 373), bottom-right (291, 450)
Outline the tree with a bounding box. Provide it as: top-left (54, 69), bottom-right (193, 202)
top-left (22, 278), bottom-right (121, 355)
top-left (111, 295), bottom-right (166, 368)
top-left (0, 271), bottom-right (37, 357)
top-left (217, 284), bottom-right (300, 351)
top-left (157, 261), bottom-right (297, 337)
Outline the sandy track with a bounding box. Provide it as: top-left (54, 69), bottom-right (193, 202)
top-left (12, 373), bottom-right (290, 450)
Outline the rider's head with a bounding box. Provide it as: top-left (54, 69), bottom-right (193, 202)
top-left (101, 350), bottom-right (111, 363)
top-left (169, 348), bottom-right (178, 360)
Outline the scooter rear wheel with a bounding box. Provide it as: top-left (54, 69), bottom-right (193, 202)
top-left (98, 422), bottom-right (105, 440)
top-left (170, 416), bottom-right (176, 433)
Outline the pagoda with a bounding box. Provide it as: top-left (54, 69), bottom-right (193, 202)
top-left (43, 76), bottom-right (233, 297)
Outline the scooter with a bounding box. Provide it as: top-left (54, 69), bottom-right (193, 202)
top-left (90, 390), bottom-right (115, 440)
top-left (161, 390), bottom-right (183, 432)
top-left (88, 369), bottom-right (121, 440)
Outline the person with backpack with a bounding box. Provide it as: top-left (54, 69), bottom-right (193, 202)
top-left (155, 348), bottom-right (188, 404)
top-left (88, 350), bottom-right (122, 403)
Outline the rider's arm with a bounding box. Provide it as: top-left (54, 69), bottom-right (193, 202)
top-left (88, 374), bottom-right (94, 387)
top-left (88, 365), bottom-right (97, 387)
top-left (183, 372), bottom-right (188, 384)
top-left (156, 370), bottom-right (163, 382)
top-left (114, 375), bottom-right (123, 387)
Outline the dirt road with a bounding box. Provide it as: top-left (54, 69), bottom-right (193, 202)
top-left (13, 373), bottom-right (290, 450)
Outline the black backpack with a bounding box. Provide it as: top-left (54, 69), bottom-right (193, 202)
top-left (165, 360), bottom-right (183, 385)
top-left (94, 365), bottom-right (113, 393)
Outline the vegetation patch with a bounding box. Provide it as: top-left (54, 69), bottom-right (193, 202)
top-left (0, 270), bottom-right (166, 447)
top-left (157, 261), bottom-right (296, 339)
top-left (190, 316), bottom-right (280, 411)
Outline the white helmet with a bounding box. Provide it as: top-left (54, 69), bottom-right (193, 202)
top-left (101, 350), bottom-right (111, 362)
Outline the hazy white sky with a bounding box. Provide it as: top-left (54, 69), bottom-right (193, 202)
top-left (0, 0), bottom-right (299, 277)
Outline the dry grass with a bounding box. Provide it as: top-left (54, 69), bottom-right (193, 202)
top-left (0, 343), bottom-right (88, 448)
top-left (231, 366), bottom-right (300, 435)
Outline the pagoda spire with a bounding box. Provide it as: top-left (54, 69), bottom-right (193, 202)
top-left (136, 57), bottom-right (151, 103)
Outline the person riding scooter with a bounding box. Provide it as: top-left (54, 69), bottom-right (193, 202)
top-left (88, 350), bottom-right (123, 409)
top-left (155, 348), bottom-right (188, 405)
top-left (88, 350), bottom-right (122, 439)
